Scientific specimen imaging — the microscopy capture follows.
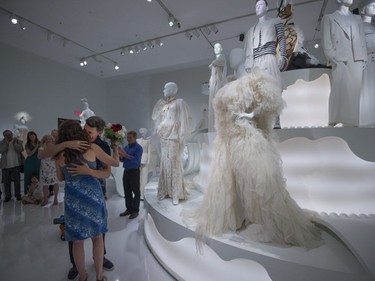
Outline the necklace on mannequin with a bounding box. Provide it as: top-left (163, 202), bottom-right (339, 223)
top-left (163, 95), bottom-right (177, 111)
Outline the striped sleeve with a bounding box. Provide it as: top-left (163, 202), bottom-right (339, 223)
top-left (275, 21), bottom-right (286, 58)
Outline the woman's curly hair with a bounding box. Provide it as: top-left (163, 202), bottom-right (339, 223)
top-left (56, 120), bottom-right (90, 164)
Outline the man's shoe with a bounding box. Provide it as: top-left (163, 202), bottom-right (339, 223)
top-left (103, 257), bottom-right (114, 271)
top-left (16, 196), bottom-right (22, 201)
top-left (67, 266), bottom-right (78, 280)
top-left (119, 210), bottom-right (131, 217)
top-left (129, 212), bottom-right (139, 219)
top-left (4, 197), bottom-right (11, 202)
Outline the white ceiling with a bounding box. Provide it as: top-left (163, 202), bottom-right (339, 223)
top-left (0, 0), bottom-right (339, 78)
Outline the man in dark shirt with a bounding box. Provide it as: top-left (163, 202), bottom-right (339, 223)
top-left (119, 131), bottom-right (143, 219)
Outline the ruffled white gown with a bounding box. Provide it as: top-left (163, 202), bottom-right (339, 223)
top-left (192, 69), bottom-right (321, 248)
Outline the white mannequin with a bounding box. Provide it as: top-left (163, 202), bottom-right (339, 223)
top-left (137, 127), bottom-right (151, 199)
top-left (321, 0), bottom-right (367, 127)
top-left (228, 48), bottom-right (247, 81)
top-left (244, 0), bottom-right (287, 128)
top-left (208, 43), bottom-right (227, 132)
top-left (157, 82), bottom-right (190, 205)
top-left (13, 116), bottom-right (29, 158)
top-left (79, 98), bottom-right (95, 127)
top-left (359, 0), bottom-right (375, 127)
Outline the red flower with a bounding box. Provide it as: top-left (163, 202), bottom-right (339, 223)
top-left (111, 124), bottom-right (122, 132)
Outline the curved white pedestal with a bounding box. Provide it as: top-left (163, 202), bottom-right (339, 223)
top-left (143, 186), bottom-right (374, 281)
top-left (144, 213), bottom-right (273, 281)
top-left (143, 133), bottom-right (375, 281)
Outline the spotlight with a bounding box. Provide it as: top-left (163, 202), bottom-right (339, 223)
top-left (120, 48), bottom-right (126, 55)
top-left (141, 43), bottom-right (147, 51)
top-left (168, 16), bottom-right (175, 27)
top-left (202, 26), bottom-right (211, 36)
top-left (133, 45), bottom-right (141, 53)
top-left (147, 41), bottom-right (155, 49)
top-left (156, 39), bottom-right (163, 46)
top-left (185, 31), bottom-right (192, 40)
top-left (128, 47), bottom-right (134, 54)
top-left (314, 43), bottom-right (319, 49)
top-left (209, 25), bottom-right (219, 34)
top-left (10, 15), bottom-right (18, 25)
top-left (147, 0), bottom-right (152, 2)
top-left (114, 63), bottom-right (119, 70)
top-left (80, 58), bottom-right (87, 66)
top-left (19, 20), bottom-right (27, 30)
top-left (192, 30), bottom-right (200, 38)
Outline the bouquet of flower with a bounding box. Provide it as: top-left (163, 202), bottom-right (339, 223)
top-left (103, 123), bottom-right (127, 144)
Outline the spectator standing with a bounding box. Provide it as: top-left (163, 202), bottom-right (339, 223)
top-left (119, 131), bottom-right (143, 219)
top-left (0, 130), bottom-right (24, 201)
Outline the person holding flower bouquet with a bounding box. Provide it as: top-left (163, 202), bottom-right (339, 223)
top-left (103, 123), bottom-right (127, 145)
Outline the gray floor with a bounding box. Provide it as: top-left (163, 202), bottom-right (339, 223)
top-left (0, 179), bottom-right (175, 281)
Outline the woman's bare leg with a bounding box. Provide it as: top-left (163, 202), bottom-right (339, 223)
top-left (92, 234), bottom-right (104, 280)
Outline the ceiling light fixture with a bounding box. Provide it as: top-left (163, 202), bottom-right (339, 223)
top-left (10, 15), bottom-right (18, 24)
top-left (156, 39), bottom-right (163, 46)
top-left (209, 24), bottom-right (219, 34)
top-left (141, 43), bottom-right (148, 51)
top-left (147, 0), bottom-right (152, 2)
top-left (168, 15), bottom-right (175, 27)
top-left (202, 26), bottom-right (211, 36)
top-left (147, 41), bottom-right (155, 49)
top-left (120, 48), bottom-right (126, 55)
top-left (192, 30), bottom-right (200, 38)
top-left (185, 31), bottom-right (192, 40)
top-left (79, 58), bottom-right (87, 66)
top-left (114, 63), bottom-right (119, 70)
top-left (128, 47), bottom-right (134, 54)
top-left (19, 20), bottom-right (27, 30)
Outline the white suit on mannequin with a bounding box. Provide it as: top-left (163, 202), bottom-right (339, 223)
top-left (359, 0), bottom-right (375, 127)
top-left (243, 0), bottom-right (287, 128)
top-left (137, 128), bottom-right (151, 199)
top-left (321, 0), bottom-right (367, 127)
top-left (208, 43), bottom-right (227, 132)
top-left (157, 82), bottom-right (191, 205)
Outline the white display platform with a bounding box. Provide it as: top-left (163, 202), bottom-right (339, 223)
top-left (144, 213), bottom-right (273, 281)
top-left (142, 132), bottom-right (375, 281)
top-left (280, 68), bottom-right (331, 128)
top-left (143, 183), bottom-right (374, 281)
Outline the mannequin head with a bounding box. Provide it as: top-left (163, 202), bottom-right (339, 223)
top-left (20, 116), bottom-right (26, 124)
top-left (256, 0), bottom-right (269, 17)
top-left (336, 0), bottom-right (353, 7)
top-left (213, 43), bottom-right (223, 56)
top-left (229, 48), bottom-right (245, 70)
top-left (139, 127), bottom-right (148, 138)
top-left (359, 0), bottom-right (375, 16)
top-left (163, 82), bottom-right (178, 98)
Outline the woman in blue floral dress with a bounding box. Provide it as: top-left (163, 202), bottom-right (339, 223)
top-left (55, 120), bottom-right (119, 281)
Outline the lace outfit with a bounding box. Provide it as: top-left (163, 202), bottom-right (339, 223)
top-left (38, 146), bottom-right (59, 185)
top-left (191, 69), bottom-right (321, 248)
top-left (157, 97), bottom-right (190, 203)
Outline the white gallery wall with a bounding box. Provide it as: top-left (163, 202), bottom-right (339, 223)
top-left (0, 42), bottom-right (108, 137)
top-left (105, 64), bottom-right (211, 134)
top-left (0, 41), bottom-right (213, 138)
